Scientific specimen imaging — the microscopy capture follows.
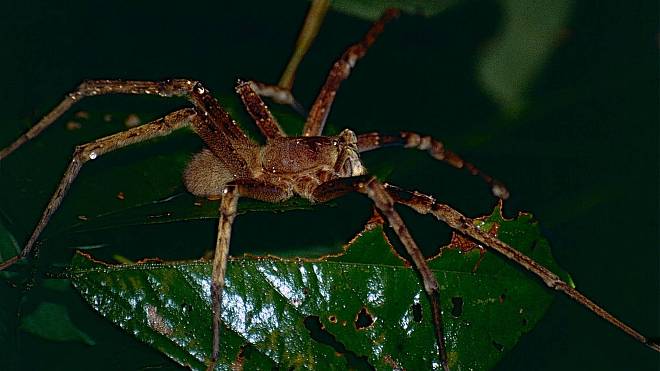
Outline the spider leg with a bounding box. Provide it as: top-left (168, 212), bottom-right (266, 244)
top-left (235, 81), bottom-right (287, 139)
top-left (302, 9), bottom-right (400, 137)
top-left (312, 175), bottom-right (451, 371)
top-left (382, 183), bottom-right (660, 353)
top-left (209, 180), bottom-right (290, 368)
top-left (0, 108), bottom-right (200, 271)
top-left (357, 131), bottom-right (510, 199)
top-left (248, 82), bottom-right (307, 117)
top-left (0, 79), bottom-right (253, 161)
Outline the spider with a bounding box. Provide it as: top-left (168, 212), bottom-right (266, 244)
top-left (0, 5), bottom-right (657, 371)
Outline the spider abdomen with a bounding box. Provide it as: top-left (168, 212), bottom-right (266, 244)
top-left (183, 149), bottom-right (235, 197)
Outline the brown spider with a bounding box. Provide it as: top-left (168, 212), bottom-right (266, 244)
top-left (0, 7), bottom-right (657, 371)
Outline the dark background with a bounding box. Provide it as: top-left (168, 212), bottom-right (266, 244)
top-left (0, 0), bottom-right (657, 370)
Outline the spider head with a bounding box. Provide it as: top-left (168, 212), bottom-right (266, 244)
top-left (336, 129), bottom-right (367, 177)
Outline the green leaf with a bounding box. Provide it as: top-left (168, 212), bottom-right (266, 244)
top-left (478, 0), bottom-right (574, 114)
top-left (327, 0), bottom-right (461, 20)
top-left (69, 206), bottom-right (568, 370)
top-left (20, 302), bottom-right (95, 346)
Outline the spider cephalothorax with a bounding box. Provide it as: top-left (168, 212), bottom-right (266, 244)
top-left (184, 122), bottom-right (365, 201)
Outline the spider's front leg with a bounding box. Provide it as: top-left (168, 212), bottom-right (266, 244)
top-left (313, 175), bottom-right (451, 371)
top-left (208, 179), bottom-right (290, 369)
top-left (382, 183), bottom-right (660, 353)
top-left (357, 131), bottom-right (510, 199)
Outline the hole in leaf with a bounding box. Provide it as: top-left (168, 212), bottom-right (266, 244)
top-left (329, 315), bottom-right (337, 324)
top-left (182, 302), bottom-right (193, 313)
top-left (355, 307), bottom-right (374, 329)
top-left (492, 340), bottom-right (504, 352)
top-left (303, 316), bottom-right (374, 370)
top-left (499, 293), bottom-right (506, 303)
top-left (451, 297), bottom-right (463, 317)
top-left (412, 302), bottom-right (423, 323)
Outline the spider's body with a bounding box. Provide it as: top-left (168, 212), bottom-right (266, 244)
top-left (183, 129), bottom-right (365, 201)
top-left (0, 7), bottom-right (656, 371)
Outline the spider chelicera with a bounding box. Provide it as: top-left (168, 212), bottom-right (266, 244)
top-left (0, 7), bottom-right (656, 371)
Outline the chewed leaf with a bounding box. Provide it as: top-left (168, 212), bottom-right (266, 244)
top-left (69, 206), bottom-right (568, 370)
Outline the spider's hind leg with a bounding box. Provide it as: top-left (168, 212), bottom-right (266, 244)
top-left (0, 78), bottom-right (252, 161)
top-left (0, 108), bottom-right (200, 270)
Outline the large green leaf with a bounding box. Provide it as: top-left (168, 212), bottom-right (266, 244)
top-left (69, 206), bottom-right (569, 370)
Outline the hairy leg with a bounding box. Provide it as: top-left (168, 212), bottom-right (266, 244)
top-left (0, 108), bottom-right (199, 270)
top-left (312, 175), bottom-right (450, 371)
top-left (235, 81), bottom-right (287, 139)
top-left (383, 182), bottom-right (660, 352)
top-left (0, 79), bottom-right (253, 166)
top-left (357, 131), bottom-right (509, 199)
top-left (302, 9), bottom-right (399, 137)
top-left (208, 179), bottom-right (290, 369)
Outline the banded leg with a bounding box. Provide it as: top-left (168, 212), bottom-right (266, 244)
top-left (312, 176), bottom-right (450, 371)
top-left (357, 131), bottom-right (510, 199)
top-left (209, 180), bottom-right (290, 368)
top-left (0, 79), bottom-right (253, 166)
top-left (0, 108), bottom-right (199, 271)
top-left (302, 9), bottom-right (400, 137)
top-left (383, 183), bottom-right (660, 352)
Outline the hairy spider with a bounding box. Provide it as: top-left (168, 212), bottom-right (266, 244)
top-left (0, 5), bottom-right (657, 371)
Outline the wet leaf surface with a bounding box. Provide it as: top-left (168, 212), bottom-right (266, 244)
top-left (69, 207), bottom-right (568, 370)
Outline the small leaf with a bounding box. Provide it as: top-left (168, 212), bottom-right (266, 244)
top-left (20, 302), bottom-right (95, 346)
top-left (69, 206), bottom-right (568, 370)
